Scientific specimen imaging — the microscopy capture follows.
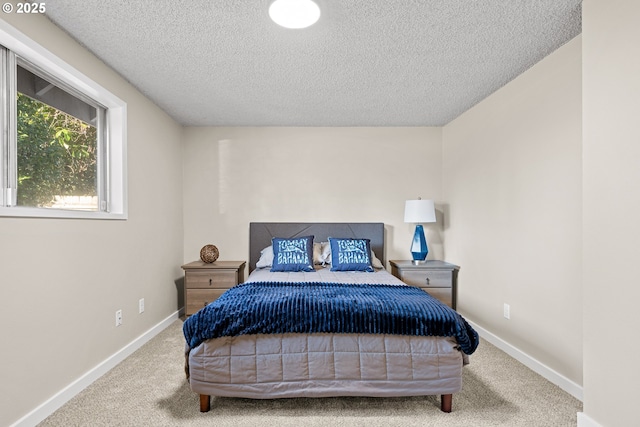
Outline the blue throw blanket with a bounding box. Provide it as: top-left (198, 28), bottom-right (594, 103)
top-left (183, 281), bottom-right (479, 355)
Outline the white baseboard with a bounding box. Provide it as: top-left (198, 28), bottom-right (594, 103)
top-left (12, 314), bottom-right (583, 426)
top-left (577, 412), bottom-right (603, 427)
top-left (11, 311), bottom-right (180, 427)
top-left (468, 320), bottom-right (583, 401)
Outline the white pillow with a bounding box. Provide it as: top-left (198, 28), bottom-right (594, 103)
top-left (370, 250), bottom-right (384, 269)
top-left (255, 245), bottom-right (274, 269)
top-left (319, 242), bottom-right (331, 265)
top-left (313, 242), bottom-right (326, 265)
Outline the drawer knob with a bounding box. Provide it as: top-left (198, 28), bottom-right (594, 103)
top-left (425, 277), bottom-right (430, 285)
top-left (204, 301), bottom-right (208, 307)
top-left (209, 278), bottom-right (212, 286)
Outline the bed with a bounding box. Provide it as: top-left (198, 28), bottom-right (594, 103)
top-left (183, 222), bottom-right (479, 413)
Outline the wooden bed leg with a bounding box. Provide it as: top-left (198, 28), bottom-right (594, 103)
top-left (440, 394), bottom-right (452, 413)
top-left (199, 394), bottom-right (211, 412)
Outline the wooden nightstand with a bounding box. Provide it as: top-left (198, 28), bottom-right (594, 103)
top-left (389, 260), bottom-right (460, 309)
top-left (181, 260), bottom-right (246, 316)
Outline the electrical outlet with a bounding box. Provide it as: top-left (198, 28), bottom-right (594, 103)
top-left (139, 298), bottom-right (144, 314)
top-left (503, 303), bottom-right (510, 319)
top-left (115, 309), bottom-right (123, 326)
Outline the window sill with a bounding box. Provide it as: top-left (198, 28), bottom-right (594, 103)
top-left (0, 206), bottom-right (127, 220)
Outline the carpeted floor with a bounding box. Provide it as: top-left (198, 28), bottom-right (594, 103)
top-left (38, 319), bottom-right (582, 426)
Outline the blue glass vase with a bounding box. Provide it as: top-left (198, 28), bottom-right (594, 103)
top-left (410, 224), bottom-right (428, 262)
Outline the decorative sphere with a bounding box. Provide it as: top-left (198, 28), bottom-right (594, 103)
top-left (200, 245), bottom-right (219, 263)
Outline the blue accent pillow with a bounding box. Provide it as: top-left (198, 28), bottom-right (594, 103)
top-left (271, 236), bottom-right (315, 272)
top-left (328, 237), bottom-right (374, 272)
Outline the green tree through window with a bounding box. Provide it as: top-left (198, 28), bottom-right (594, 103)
top-left (17, 93), bottom-right (97, 209)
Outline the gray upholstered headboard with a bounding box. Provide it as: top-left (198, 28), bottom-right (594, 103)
top-left (249, 222), bottom-right (385, 272)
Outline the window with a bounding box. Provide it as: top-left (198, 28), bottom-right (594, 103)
top-left (15, 61), bottom-right (103, 211)
top-left (0, 21), bottom-right (127, 219)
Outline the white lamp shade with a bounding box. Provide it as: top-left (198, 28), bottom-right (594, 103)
top-left (404, 199), bottom-right (436, 223)
top-left (269, 0), bottom-right (321, 29)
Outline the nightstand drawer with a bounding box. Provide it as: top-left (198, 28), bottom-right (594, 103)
top-left (400, 270), bottom-right (452, 288)
top-left (185, 270), bottom-right (238, 289)
top-left (186, 289), bottom-right (227, 313)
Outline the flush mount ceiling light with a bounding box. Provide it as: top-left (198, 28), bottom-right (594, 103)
top-left (269, 0), bottom-right (321, 29)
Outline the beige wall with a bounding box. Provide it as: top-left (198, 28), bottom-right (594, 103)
top-left (582, 0), bottom-right (640, 425)
top-left (0, 14), bottom-right (184, 427)
top-left (442, 37), bottom-right (583, 385)
top-left (182, 127), bottom-right (443, 268)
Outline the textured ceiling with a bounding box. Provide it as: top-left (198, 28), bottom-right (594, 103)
top-left (44, 0), bottom-right (582, 126)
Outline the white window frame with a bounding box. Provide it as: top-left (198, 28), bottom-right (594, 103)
top-left (0, 20), bottom-right (127, 220)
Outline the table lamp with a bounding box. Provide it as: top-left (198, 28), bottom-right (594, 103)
top-left (404, 198), bottom-right (436, 264)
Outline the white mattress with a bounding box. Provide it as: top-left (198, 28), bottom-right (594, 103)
top-left (246, 266), bottom-right (407, 286)
top-left (187, 268), bottom-right (467, 400)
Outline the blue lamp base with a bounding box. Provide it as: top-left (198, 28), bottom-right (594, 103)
top-left (410, 224), bottom-right (429, 263)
